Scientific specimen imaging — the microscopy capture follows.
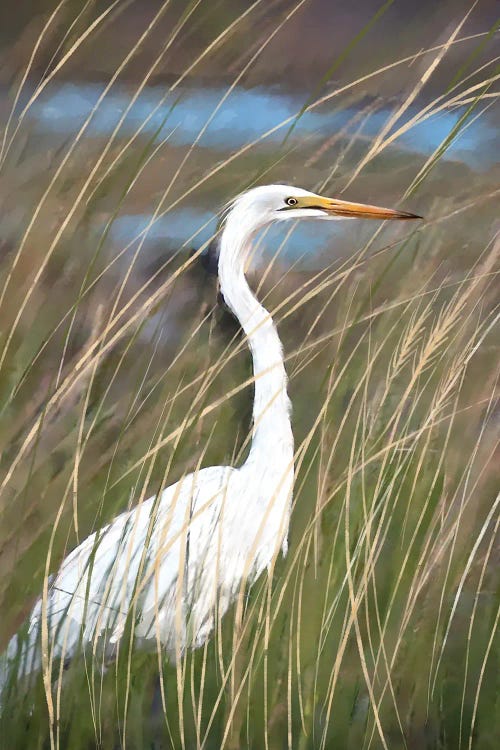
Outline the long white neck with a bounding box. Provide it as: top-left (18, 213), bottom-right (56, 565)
top-left (218, 209), bottom-right (294, 474)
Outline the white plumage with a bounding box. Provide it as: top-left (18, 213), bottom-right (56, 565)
top-left (2, 184), bottom-right (419, 686)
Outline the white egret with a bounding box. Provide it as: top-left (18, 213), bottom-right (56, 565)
top-left (2, 185), bottom-right (420, 685)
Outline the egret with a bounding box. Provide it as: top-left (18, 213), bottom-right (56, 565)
top-left (2, 185), bottom-right (420, 686)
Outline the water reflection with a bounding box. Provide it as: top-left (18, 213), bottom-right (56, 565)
top-left (30, 83), bottom-right (495, 167)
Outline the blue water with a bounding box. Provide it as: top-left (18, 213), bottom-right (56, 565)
top-left (30, 83), bottom-right (496, 167)
top-left (21, 81), bottom-right (495, 266)
top-left (109, 208), bottom-right (370, 269)
top-left (110, 209), bottom-right (216, 247)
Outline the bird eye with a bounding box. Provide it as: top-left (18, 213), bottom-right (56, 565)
top-left (285, 197), bottom-right (298, 206)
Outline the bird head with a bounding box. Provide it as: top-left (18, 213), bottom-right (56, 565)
top-left (227, 185), bottom-right (422, 230)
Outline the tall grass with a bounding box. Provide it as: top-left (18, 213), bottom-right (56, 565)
top-left (0, 1), bottom-right (498, 748)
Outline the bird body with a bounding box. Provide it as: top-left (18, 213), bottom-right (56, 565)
top-left (13, 461), bottom-right (289, 674)
top-left (2, 184), bottom-right (419, 687)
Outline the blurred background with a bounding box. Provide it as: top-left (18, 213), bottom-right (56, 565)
top-left (0, 1), bottom-right (498, 748)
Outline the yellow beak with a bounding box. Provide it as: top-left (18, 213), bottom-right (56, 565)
top-left (299, 195), bottom-right (422, 221)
